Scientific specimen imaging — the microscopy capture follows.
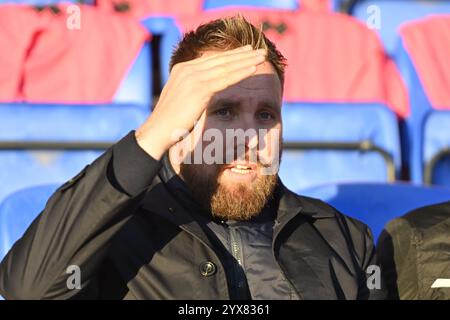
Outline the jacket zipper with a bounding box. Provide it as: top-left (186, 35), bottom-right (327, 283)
top-left (229, 226), bottom-right (248, 299)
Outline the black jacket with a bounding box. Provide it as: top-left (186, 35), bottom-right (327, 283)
top-left (377, 201), bottom-right (450, 300)
top-left (0, 132), bottom-right (386, 300)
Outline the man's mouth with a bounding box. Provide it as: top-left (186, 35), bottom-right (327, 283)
top-left (224, 162), bottom-right (257, 171)
top-left (229, 164), bottom-right (253, 174)
top-left (221, 163), bottom-right (258, 182)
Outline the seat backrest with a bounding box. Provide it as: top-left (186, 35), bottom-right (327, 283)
top-left (423, 111), bottom-right (450, 186)
top-left (0, 103), bottom-right (149, 202)
top-left (31, 5), bottom-right (150, 105)
top-left (351, 0), bottom-right (450, 54)
top-left (140, 17), bottom-right (181, 86)
top-left (395, 16), bottom-right (450, 184)
top-left (0, 184), bottom-right (59, 261)
top-left (95, 0), bottom-right (204, 19)
top-left (299, 182), bottom-right (450, 241)
top-left (279, 102), bottom-right (401, 191)
top-left (0, 0), bottom-right (93, 4)
top-left (0, 4), bottom-right (151, 107)
top-left (113, 41), bottom-right (153, 108)
top-left (394, 39), bottom-right (431, 183)
top-left (203, 0), bottom-right (344, 11)
top-left (203, 0), bottom-right (300, 10)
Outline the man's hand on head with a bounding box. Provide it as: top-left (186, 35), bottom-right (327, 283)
top-left (135, 45), bottom-right (267, 160)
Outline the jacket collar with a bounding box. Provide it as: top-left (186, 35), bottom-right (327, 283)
top-left (272, 180), bottom-right (336, 235)
top-left (277, 182), bottom-right (336, 219)
top-left (273, 182), bottom-right (362, 300)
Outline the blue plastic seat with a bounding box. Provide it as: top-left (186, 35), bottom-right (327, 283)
top-left (204, 0), bottom-right (343, 11)
top-left (113, 41), bottom-right (153, 108)
top-left (0, 15), bottom-right (153, 200)
top-left (0, 3), bottom-right (152, 109)
top-left (350, 0), bottom-right (450, 54)
top-left (0, 0), bottom-right (94, 4)
top-left (0, 184), bottom-right (59, 261)
top-left (140, 17), bottom-right (181, 86)
top-left (203, 0), bottom-right (299, 10)
top-left (299, 182), bottom-right (450, 241)
top-left (279, 102), bottom-right (401, 191)
top-left (0, 103), bottom-right (149, 203)
top-left (394, 24), bottom-right (450, 186)
top-left (423, 111), bottom-right (450, 186)
top-left (394, 40), bottom-right (430, 184)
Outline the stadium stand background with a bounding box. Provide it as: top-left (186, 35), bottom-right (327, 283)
top-left (1, 0), bottom-right (450, 294)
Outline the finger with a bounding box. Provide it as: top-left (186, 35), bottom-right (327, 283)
top-left (168, 49), bottom-right (266, 89)
top-left (186, 45), bottom-right (253, 66)
top-left (198, 54), bottom-right (266, 81)
top-left (204, 64), bottom-right (260, 93)
top-left (194, 48), bottom-right (267, 70)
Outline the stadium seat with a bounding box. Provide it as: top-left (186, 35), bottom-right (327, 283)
top-left (113, 41), bottom-right (153, 108)
top-left (140, 17), bottom-right (181, 85)
top-left (279, 102), bottom-right (401, 191)
top-left (395, 16), bottom-right (450, 185)
top-left (0, 184), bottom-right (59, 261)
top-left (423, 111), bottom-right (450, 186)
top-left (299, 182), bottom-right (450, 240)
top-left (95, 0), bottom-right (203, 20)
top-left (203, 0), bottom-right (344, 11)
top-left (0, 4), bottom-right (152, 107)
top-left (0, 0), bottom-right (94, 4)
top-left (95, 0), bottom-right (199, 90)
top-left (0, 103), bottom-right (149, 203)
top-left (203, 0), bottom-right (299, 10)
top-left (350, 0), bottom-right (450, 54)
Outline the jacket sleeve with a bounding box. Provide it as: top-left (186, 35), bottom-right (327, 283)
top-left (376, 218), bottom-right (414, 300)
top-left (340, 215), bottom-right (388, 300)
top-left (0, 131), bottom-right (161, 300)
top-left (358, 224), bottom-right (388, 300)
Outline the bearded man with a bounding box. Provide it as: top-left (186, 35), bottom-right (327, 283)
top-left (0, 16), bottom-right (386, 300)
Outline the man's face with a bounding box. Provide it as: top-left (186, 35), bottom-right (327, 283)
top-left (170, 51), bottom-right (283, 221)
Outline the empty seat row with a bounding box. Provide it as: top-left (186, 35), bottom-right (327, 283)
top-left (300, 182), bottom-right (450, 240)
top-left (0, 103), bottom-right (149, 202)
top-left (279, 103), bottom-right (401, 192)
top-left (0, 3), bottom-right (449, 201)
top-left (350, 0), bottom-right (450, 55)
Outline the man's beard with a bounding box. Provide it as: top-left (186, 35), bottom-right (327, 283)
top-left (180, 162), bottom-right (278, 221)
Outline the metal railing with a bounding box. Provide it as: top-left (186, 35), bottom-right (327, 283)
top-left (0, 139), bottom-right (396, 181)
top-left (0, 141), bottom-right (112, 151)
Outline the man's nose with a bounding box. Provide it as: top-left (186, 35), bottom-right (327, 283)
top-left (236, 114), bottom-right (259, 145)
top-left (239, 112), bottom-right (252, 129)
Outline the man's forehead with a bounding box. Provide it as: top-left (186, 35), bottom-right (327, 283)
top-left (235, 63), bottom-right (280, 89)
top-left (209, 74), bottom-right (282, 109)
top-left (204, 58), bottom-right (282, 106)
top-left (200, 50), bottom-right (280, 87)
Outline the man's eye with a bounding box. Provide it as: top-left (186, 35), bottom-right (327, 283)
top-left (215, 108), bottom-right (232, 117)
top-left (259, 111), bottom-right (275, 120)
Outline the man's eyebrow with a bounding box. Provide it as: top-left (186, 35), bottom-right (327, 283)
top-left (258, 100), bottom-right (280, 111)
top-left (209, 99), bottom-right (241, 109)
top-left (208, 99), bottom-right (280, 111)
